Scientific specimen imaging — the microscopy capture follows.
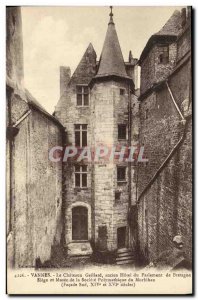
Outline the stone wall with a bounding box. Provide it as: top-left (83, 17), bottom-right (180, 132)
top-left (140, 43), bottom-right (177, 95)
top-left (131, 90), bottom-right (140, 206)
top-left (55, 44), bottom-right (96, 247)
top-left (140, 47), bottom-right (155, 95)
top-left (56, 65), bottom-right (134, 251)
top-left (7, 90), bottom-right (64, 267)
top-left (137, 19), bottom-right (192, 263)
top-left (91, 80), bottom-right (130, 250)
top-left (6, 7), bottom-right (64, 268)
top-left (6, 90), bottom-right (29, 268)
top-left (155, 43), bottom-right (177, 82)
top-left (6, 7), bottom-right (24, 89)
top-left (138, 86), bottom-right (182, 196)
top-left (177, 24), bottom-right (191, 62)
top-left (137, 117), bottom-right (192, 263)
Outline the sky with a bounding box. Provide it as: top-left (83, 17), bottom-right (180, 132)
top-left (21, 6), bottom-right (183, 113)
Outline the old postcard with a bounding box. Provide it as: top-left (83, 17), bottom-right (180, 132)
top-left (6, 6), bottom-right (192, 295)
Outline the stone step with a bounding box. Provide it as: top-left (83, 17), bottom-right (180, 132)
top-left (116, 256), bottom-right (134, 262)
top-left (117, 248), bottom-right (129, 254)
top-left (117, 252), bottom-right (134, 258)
top-left (116, 259), bottom-right (134, 265)
top-left (67, 242), bottom-right (93, 257)
top-left (116, 247), bottom-right (135, 265)
top-left (116, 256), bottom-right (135, 261)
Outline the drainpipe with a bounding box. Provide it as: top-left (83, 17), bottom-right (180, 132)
top-left (166, 81), bottom-right (185, 121)
top-left (138, 81), bottom-right (188, 203)
top-left (138, 124), bottom-right (187, 201)
top-left (7, 109), bottom-right (31, 140)
top-left (13, 110), bottom-right (31, 127)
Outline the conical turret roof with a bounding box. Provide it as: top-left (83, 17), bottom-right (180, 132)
top-left (95, 11), bottom-right (128, 79)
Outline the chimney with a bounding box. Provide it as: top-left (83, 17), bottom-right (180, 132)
top-left (6, 7), bottom-right (24, 89)
top-left (60, 66), bottom-right (71, 97)
top-left (181, 8), bottom-right (187, 27)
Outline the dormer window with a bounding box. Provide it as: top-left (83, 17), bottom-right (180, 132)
top-left (76, 85), bottom-right (89, 106)
top-left (158, 45), bottom-right (169, 64)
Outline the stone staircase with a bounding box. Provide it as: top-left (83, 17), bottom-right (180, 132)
top-left (116, 248), bottom-right (135, 265)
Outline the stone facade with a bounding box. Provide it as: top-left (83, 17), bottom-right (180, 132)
top-left (137, 7), bottom-right (192, 264)
top-left (140, 43), bottom-right (177, 95)
top-left (90, 80), bottom-right (130, 251)
top-left (6, 7), bottom-right (64, 268)
top-left (54, 16), bottom-right (138, 254)
top-left (55, 44), bottom-right (96, 252)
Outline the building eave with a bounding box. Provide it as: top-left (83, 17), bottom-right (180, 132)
top-left (25, 90), bottom-right (65, 130)
top-left (89, 74), bottom-right (135, 90)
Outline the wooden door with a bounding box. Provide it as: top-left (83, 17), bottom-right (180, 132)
top-left (117, 226), bottom-right (126, 249)
top-left (72, 206), bottom-right (88, 240)
top-left (98, 226), bottom-right (108, 251)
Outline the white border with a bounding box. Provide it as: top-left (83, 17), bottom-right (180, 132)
top-left (1, 1), bottom-right (197, 299)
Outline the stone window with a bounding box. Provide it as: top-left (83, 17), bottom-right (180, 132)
top-left (117, 166), bottom-right (126, 182)
top-left (115, 191), bottom-right (121, 201)
top-left (74, 165), bottom-right (88, 188)
top-left (118, 124), bottom-right (127, 140)
top-left (120, 88), bottom-right (125, 95)
top-left (158, 45), bottom-right (169, 64)
top-left (76, 85), bottom-right (89, 106)
top-left (75, 124), bottom-right (87, 147)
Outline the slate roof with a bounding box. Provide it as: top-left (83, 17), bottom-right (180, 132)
top-left (25, 89), bottom-right (64, 128)
top-left (155, 10), bottom-right (182, 36)
top-left (69, 43), bottom-right (97, 85)
top-left (139, 10), bottom-right (182, 65)
top-left (95, 15), bottom-right (129, 79)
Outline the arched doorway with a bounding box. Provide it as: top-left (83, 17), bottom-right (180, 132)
top-left (72, 206), bottom-right (88, 240)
